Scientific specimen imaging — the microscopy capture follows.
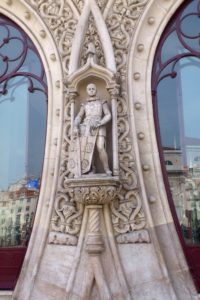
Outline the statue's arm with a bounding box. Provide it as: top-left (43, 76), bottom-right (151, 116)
top-left (74, 104), bottom-right (85, 128)
top-left (100, 101), bottom-right (111, 126)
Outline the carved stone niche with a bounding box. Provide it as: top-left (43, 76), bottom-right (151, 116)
top-left (65, 45), bottom-right (120, 179)
top-left (62, 48), bottom-right (133, 300)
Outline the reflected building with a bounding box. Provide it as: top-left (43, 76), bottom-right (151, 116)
top-left (164, 145), bottom-right (200, 244)
top-left (0, 179), bottom-right (39, 247)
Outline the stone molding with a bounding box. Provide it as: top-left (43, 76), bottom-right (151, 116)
top-left (129, 0), bottom-right (198, 298)
top-left (0, 1), bottom-right (63, 299)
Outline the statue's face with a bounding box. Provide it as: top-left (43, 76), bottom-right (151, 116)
top-left (87, 84), bottom-right (97, 97)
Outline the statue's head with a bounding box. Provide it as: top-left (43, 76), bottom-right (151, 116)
top-left (86, 83), bottom-right (97, 97)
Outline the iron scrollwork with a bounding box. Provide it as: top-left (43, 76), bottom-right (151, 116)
top-left (152, 0), bottom-right (200, 90)
top-left (0, 16), bottom-right (47, 99)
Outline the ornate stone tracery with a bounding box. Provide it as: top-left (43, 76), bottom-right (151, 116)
top-left (26, 0), bottom-right (78, 74)
top-left (105, 0), bottom-right (149, 240)
top-left (72, 0), bottom-right (84, 13)
top-left (80, 15), bottom-right (105, 67)
top-left (44, 0), bottom-right (150, 245)
top-left (5, 0), bottom-right (198, 299)
top-left (72, 0), bottom-right (107, 13)
top-left (26, 0), bottom-right (150, 244)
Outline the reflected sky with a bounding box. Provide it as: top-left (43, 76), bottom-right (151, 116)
top-left (0, 76), bottom-right (47, 190)
top-left (0, 14), bottom-right (47, 253)
top-left (153, 0), bottom-right (200, 246)
top-left (181, 58), bottom-right (200, 141)
top-left (157, 57), bottom-right (200, 150)
top-left (0, 77), bottom-right (28, 189)
top-left (0, 17), bottom-right (47, 191)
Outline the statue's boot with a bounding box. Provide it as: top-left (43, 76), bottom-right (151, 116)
top-left (98, 148), bottom-right (112, 176)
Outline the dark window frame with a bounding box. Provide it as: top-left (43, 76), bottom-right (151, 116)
top-left (152, 0), bottom-right (200, 292)
top-left (0, 14), bottom-right (47, 290)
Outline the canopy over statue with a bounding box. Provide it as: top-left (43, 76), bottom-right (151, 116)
top-left (68, 83), bottom-right (112, 177)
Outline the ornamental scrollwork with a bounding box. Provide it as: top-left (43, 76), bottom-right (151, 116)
top-left (111, 191), bottom-right (146, 233)
top-left (72, 0), bottom-right (84, 13)
top-left (96, 0), bottom-right (107, 10)
top-left (107, 0), bottom-right (148, 78)
top-left (26, 0), bottom-right (78, 74)
top-left (50, 92), bottom-right (82, 243)
top-left (80, 15), bottom-right (105, 67)
top-left (69, 186), bottom-right (119, 205)
top-left (106, 0), bottom-right (149, 240)
top-left (0, 15), bottom-right (47, 97)
top-left (27, 0), bottom-right (150, 243)
top-left (50, 192), bottom-right (83, 244)
top-left (72, 0), bottom-right (107, 13)
top-left (50, 88), bottom-right (84, 243)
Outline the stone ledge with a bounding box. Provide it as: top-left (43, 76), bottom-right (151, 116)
top-left (0, 291), bottom-right (12, 300)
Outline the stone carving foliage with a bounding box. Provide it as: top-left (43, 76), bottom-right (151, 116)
top-left (111, 191), bottom-right (148, 241)
top-left (70, 186), bottom-right (119, 205)
top-left (51, 192), bottom-right (83, 235)
top-left (106, 0), bottom-right (149, 241)
top-left (49, 92), bottom-right (84, 244)
top-left (72, 0), bottom-right (84, 13)
top-left (28, 0), bottom-right (150, 244)
top-left (72, 0), bottom-right (107, 13)
top-left (80, 15), bottom-right (105, 67)
top-left (24, 0), bottom-right (81, 244)
top-left (107, 0), bottom-right (148, 75)
top-left (96, 0), bottom-right (107, 10)
top-left (27, 0), bottom-right (77, 74)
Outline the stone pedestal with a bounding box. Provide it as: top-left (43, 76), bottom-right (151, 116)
top-left (65, 177), bottom-right (131, 300)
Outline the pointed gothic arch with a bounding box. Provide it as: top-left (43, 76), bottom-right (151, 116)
top-left (152, 0), bottom-right (200, 291)
top-left (129, 0), bottom-right (198, 298)
top-left (0, 0), bottom-right (63, 297)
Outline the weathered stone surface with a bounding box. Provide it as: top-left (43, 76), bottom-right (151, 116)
top-left (0, 0), bottom-right (198, 299)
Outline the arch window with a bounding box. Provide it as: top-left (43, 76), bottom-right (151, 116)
top-left (152, 0), bottom-right (200, 292)
top-left (0, 15), bottom-right (47, 289)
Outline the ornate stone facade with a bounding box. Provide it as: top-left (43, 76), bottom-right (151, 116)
top-left (80, 15), bottom-right (106, 67)
top-left (27, 0), bottom-right (78, 73)
top-left (72, 0), bottom-right (107, 13)
top-left (0, 0), bottom-right (198, 300)
top-left (40, 0), bottom-right (150, 246)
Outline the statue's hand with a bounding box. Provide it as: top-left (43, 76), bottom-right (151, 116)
top-left (93, 121), bottom-right (101, 129)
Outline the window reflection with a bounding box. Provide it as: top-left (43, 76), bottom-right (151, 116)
top-left (0, 16), bottom-right (47, 247)
top-left (159, 58), bottom-right (200, 244)
top-left (153, 0), bottom-right (200, 245)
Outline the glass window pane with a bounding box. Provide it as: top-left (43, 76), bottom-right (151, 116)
top-left (0, 15), bottom-right (47, 248)
top-left (153, 0), bottom-right (200, 245)
top-left (157, 58), bottom-right (200, 244)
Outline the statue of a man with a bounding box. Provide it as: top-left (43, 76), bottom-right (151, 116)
top-left (68, 83), bottom-right (112, 176)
